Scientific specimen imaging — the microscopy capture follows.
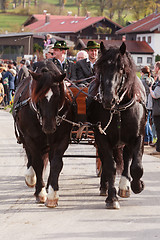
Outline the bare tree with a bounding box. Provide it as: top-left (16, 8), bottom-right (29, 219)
top-left (76, 0), bottom-right (83, 16)
top-left (59, 0), bottom-right (66, 14)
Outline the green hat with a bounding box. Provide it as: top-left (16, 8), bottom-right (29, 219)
top-left (85, 41), bottom-right (100, 50)
top-left (52, 41), bottom-right (69, 50)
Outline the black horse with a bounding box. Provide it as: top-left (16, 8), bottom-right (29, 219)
top-left (87, 42), bottom-right (146, 209)
top-left (12, 60), bottom-right (76, 207)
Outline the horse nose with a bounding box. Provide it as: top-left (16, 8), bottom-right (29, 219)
top-left (42, 120), bottom-right (56, 134)
top-left (43, 126), bottom-right (56, 134)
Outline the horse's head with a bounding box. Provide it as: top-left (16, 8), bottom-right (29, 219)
top-left (96, 42), bottom-right (135, 109)
top-left (29, 61), bottom-right (66, 134)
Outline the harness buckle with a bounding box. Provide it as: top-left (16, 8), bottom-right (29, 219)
top-left (56, 116), bottom-right (62, 126)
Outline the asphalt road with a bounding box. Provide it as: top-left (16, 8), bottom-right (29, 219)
top-left (0, 109), bottom-right (160, 240)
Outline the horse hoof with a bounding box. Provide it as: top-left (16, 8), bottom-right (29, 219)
top-left (100, 188), bottom-right (107, 196)
top-left (118, 176), bottom-right (131, 198)
top-left (131, 180), bottom-right (144, 194)
top-left (35, 187), bottom-right (47, 203)
top-left (25, 177), bottom-right (36, 188)
top-left (45, 186), bottom-right (59, 208)
top-left (25, 166), bottom-right (36, 188)
top-left (118, 188), bottom-right (130, 198)
top-left (45, 198), bottom-right (58, 208)
top-left (105, 200), bottom-right (120, 209)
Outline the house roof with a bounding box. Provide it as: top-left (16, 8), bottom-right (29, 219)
top-left (24, 14), bottom-right (122, 33)
top-left (0, 32), bottom-right (43, 38)
top-left (76, 39), bottom-right (154, 54)
top-left (116, 12), bottom-right (160, 34)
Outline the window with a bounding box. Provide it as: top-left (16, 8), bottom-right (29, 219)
top-left (142, 36), bottom-right (146, 41)
top-left (137, 37), bottom-right (141, 41)
top-left (147, 57), bottom-right (152, 64)
top-left (0, 45), bottom-right (24, 60)
top-left (148, 36), bottom-right (151, 43)
top-left (65, 35), bottom-right (70, 40)
top-left (137, 57), bottom-right (142, 64)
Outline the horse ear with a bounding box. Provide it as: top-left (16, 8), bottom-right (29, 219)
top-left (119, 42), bottom-right (126, 55)
top-left (54, 73), bottom-right (66, 83)
top-left (28, 70), bottom-right (41, 81)
top-left (100, 41), bottom-right (106, 54)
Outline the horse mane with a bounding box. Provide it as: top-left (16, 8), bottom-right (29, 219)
top-left (96, 45), bottom-right (144, 102)
top-left (31, 60), bottom-right (63, 103)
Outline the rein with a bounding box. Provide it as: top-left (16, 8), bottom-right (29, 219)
top-left (55, 78), bottom-right (94, 128)
top-left (96, 73), bottom-right (132, 136)
top-left (97, 98), bottom-right (135, 135)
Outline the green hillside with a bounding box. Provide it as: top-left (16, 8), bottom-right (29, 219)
top-left (0, 14), bottom-right (28, 33)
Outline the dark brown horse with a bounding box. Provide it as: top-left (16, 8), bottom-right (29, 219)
top-left (87, 42), bottom-right (146, 209)
top-left (12, 60), bottom-right (76, 207)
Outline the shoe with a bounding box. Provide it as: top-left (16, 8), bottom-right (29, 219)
top-left (150, 142), bottom-right (156, 147)
top-left (150, 150), bottom-right (160, 155)
top-left (144, 142), bottom-right (149, 145)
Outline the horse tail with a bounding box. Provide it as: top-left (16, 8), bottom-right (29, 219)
top-left (113, 145), bottom-right (124, 174)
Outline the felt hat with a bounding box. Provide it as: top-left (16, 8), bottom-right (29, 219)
top-left (52, 41), bottom-right (69, 50)
top-left (85, 41), bottom-right (100, 50)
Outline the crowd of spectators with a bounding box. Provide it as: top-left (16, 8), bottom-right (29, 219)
top-left (140, 62), bottom-right (160, 154)
top-left (0, 58), bottom-right (33, 106)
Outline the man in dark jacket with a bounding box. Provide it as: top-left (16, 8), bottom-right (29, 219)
top-left (51, 41), bottom-right (76, 81)
top-left (76, 41), bottom-right (100, 84)
top-left (16, 59), bottom-right (29, 88)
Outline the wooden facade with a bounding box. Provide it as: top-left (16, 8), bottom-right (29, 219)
top-left (0, 33), bottom-right (44, 60)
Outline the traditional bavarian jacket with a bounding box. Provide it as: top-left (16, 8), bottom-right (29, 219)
top-left (76, 57), bottom-right (96, 79)
top-left (52, 57), bottom-right (76, 81)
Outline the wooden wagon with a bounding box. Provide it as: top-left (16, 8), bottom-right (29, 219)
top-left (63, 85), bottom-right (102, 177)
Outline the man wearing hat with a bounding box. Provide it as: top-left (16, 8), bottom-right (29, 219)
top-left (16, 59), bottom-right (29, 88)
top-left (76, 40), bottom-right (100, 84)
top-left (51, 40), bottom-right (76, 80)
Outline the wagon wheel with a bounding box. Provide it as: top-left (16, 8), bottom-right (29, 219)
top-left (95, 147), bottom-right (102, 177)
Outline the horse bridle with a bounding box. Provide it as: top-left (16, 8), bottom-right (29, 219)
top-left (98, 70), bottom-right (128, 106)
top-left (96, 72), bottom-right (136, 136)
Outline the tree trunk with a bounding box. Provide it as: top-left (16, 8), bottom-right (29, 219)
top-left (23, 0), bottom-right (26, 8)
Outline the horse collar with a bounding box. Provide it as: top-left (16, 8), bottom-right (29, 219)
top-left (110, 98), bottom-right (135, 113)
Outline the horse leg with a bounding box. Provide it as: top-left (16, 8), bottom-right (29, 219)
top-left (98, 148), bottom-right (108, 196)
top-left (100, 169), bottom-right (108, 196)
top-left (130, 136), bottom-right (144, 194)
top-left (105, 164), bottom-right (120, 209)
top-left (25, 148), bottom-right (36, 188)
top-left (99, 148), bottom-right (120, 209)
top-left (118, 145), bottom-right (131, 198)
top-left (45, 153), bottom-right (63, 208)
top-left (24, 137), bottom-right (47, 203)
top-left (31, 155), bottom-right (47, 203)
